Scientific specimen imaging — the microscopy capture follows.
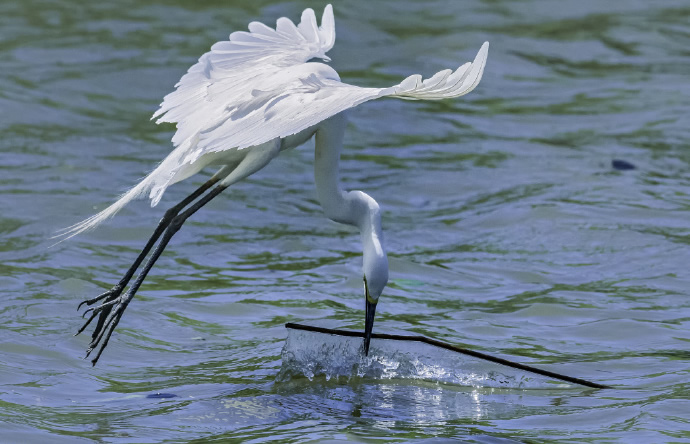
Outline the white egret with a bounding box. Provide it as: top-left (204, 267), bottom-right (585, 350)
top-left (65, 5), bottom-right (489, 365)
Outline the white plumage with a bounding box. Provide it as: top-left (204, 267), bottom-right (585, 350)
top-left (62, 5), bottom-right (488, 239)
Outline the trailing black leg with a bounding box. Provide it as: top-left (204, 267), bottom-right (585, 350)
top-left (75, 172), bottom-right (227, 355)
top-left (79, 140), bottom-right (280, 365)
top-left (84, 182), bottom-right (230, 365)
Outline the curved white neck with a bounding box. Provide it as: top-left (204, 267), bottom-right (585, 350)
top-left (313, 115), bottom-right (389, 299)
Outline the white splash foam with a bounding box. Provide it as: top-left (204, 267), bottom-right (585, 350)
top-left (277, 329), bottom-right (571, 389)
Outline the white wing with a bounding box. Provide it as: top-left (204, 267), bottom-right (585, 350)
top-left (154, 29), bottom-right (488, 157)
top-left (152, 4), bottom-right (488, 160)
top-left (187, 40), bottom-right (489, 159)
top-left (56, 6), bottom-right (487, 241)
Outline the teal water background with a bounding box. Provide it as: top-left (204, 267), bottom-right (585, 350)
top-left (1, 0), bottom-right (689, 442)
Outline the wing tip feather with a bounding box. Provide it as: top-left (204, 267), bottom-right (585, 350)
top-left (391, 41), bottom-right (489, 100)
top-left (320, 4), bottom-right (336, 51)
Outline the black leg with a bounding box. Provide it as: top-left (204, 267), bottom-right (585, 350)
top-left (82, 182), bottom-right (230, 365)
top-left (75, 173), bottom-right (227, 363)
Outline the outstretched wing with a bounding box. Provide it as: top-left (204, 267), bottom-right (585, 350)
top-left (153, 4), bottom-right (487, 159)
top-left (177, 41), bottom-right (489, 162)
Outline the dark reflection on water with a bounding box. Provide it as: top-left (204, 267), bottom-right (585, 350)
top-left (1, 0), bottom-right (690, 441)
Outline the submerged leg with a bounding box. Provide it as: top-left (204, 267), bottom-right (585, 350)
top-left (79, 139), bottom-right (281, 365)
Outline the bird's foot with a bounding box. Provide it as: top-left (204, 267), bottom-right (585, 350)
top-left (76, 284), bottom-right (132, 365)
top-left (75, 284), bottom-right (123, 335)
top-left (77, 284), bottom-right (123, 311)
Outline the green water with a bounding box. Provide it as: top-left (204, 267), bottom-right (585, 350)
top-left (1, 0), bottom-right (689, 442)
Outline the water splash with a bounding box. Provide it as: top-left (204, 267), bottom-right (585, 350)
top-left (277, 329), bottom-right (572, 389)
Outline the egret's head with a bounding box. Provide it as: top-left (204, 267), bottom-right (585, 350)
top-left (362, 226), bottom-right (388, 304)
top-left (361, 220), bottom-right (388, 356)
top-left (363, 268), bottom-right (387, 356)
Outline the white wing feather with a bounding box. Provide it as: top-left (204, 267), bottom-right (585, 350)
top-left (152, 6), bottom-right (335, 146)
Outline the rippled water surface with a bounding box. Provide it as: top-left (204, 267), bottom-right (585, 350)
top-left (2, 0), bottom-right (690, 442)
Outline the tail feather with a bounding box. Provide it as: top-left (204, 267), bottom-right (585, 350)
top-left (54, 170), bottom-right (160, 244)
top-left (55, 138), bottom-right (197, 245)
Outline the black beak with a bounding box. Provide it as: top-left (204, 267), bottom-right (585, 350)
top-left (364, 294), bottom-right (377, 356)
